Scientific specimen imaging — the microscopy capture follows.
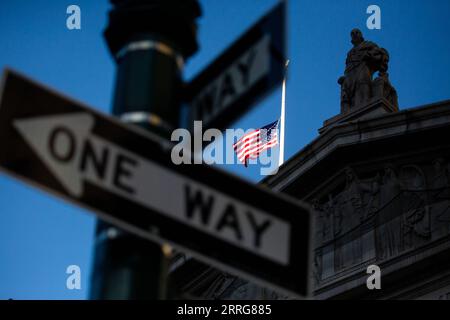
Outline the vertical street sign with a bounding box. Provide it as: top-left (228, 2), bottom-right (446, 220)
top-left (185, 1), bottom-right (286, 132)
top-left (0, 70), bottom-right (311, 298)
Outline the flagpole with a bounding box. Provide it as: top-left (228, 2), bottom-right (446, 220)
top-left (279, 60), bottom-right (289, 167)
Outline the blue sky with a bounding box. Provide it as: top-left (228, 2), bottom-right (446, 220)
top-left (0, 0), bottom-right (449, 299)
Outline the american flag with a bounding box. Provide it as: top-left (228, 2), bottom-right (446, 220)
top-left (233, 120), bottom-right (279, 167)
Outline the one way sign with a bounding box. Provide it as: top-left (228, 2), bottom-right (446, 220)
top-left (0, 70), bottom-right (311, 297)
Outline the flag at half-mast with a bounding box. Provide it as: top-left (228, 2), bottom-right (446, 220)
top-left (233, 120), bottom-right (280, 167)
top-left (234, 59), bottom-right (289, 168)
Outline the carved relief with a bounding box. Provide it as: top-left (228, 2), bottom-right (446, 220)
top-left (204, 160), bottom-right (450, 299)
top-left (376, 164), bottom-right (402, 259)
top-left (334, 167), bottom-right (380, 270)
top-left (313, 160), bottom-right (450, 286)
top-left (430, 158), bottom-right (450, 238)
top-left (399, 165), bottom-right (431, 249)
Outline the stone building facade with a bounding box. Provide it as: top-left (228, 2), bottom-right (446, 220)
top-left (171, 97), bottom-right (450, 300)
top-left (265, 98), bottom-right (450, 299)
top-left (171, 30), bottom-right (450, 299)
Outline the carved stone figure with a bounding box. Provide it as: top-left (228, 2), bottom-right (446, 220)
top-left (400, 165), bottom-right (431, 249)
top-left (338, 29), bottom-right (396, 113)
top-left (313, 196), bottom-right (338, 283)
top-left (335, 168), bottom-right (366, 268)
top-left (432, 158), bottom-right (449, 189)
top-left (376, 164), bottom-right (402, 259)
top-left (313, 196), bottom-right (337, 283)
top-left (372, 48), bottom-right (399, 110)
top-left (321, 197), bottom-right (335, 243)
top-left (313, 249), bottom-right (322, 286)
top-left (313, 196), bottom-right (337, 245)
top-left (430, 158), bottom-right (450, 237)
top-left (364, 173), bottom-right (381, 220)
top-left (312, 199), bottom-right (325, 245)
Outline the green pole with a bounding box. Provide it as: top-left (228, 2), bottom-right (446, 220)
top-left (89, 0), bottom-right (201, 299)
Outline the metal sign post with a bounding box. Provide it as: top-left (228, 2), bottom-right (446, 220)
top-left (91, 0), bottom-right (202, 299)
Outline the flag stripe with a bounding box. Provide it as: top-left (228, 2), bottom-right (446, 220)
top-left (234, 120), bottom-right (279, 166)
top-left (234, 135), bottom-right (260, 151)
top-left (238, 132), bottom-right (277, 157)
top-left (237, 132), bottom-right (277, 158)
top-left (233, 130), bottom-right (260, 149)
top-left (238, 138), bottom-right (277, 161)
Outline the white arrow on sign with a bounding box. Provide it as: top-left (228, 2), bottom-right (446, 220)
top-left (14, 113), bottom-right (93, 196)
top-left (13, 112), bottom-right (291, 265)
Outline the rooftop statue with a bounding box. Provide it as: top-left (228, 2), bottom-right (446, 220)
top-left (338, 29), bottom-right (398, 113)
